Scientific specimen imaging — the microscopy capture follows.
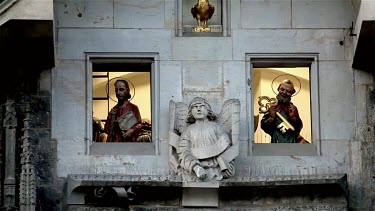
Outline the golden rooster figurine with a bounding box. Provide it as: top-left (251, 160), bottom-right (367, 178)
top-left (191, 0), bottom-right (215, 32)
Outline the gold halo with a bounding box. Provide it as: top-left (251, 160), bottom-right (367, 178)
top-left (271, 74), bottom-right (301, 96)
top-left (106, 77), bottom-right (135, 102)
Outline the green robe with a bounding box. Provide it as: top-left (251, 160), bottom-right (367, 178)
top-left (261, 106), bottom-right (302, 143)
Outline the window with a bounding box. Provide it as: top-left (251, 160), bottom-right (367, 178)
top-left (176, 0), bottom-right (230, 37)
top-left (247, 54), bottom-right (320, 156)
top-left (85, 53), bottom-right (160, 155)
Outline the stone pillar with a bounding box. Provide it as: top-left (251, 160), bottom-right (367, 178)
top-left (3, 99), bottom-right (17, 208)
top-left (222, 0), bottom-right (228, 37)
top-left (19, 105), bottom-right (36, 211)
top-left (177, 0), bottom-right (183, 36)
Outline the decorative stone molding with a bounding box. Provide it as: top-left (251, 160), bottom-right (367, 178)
top-left (3, 99), bottom-right (17, 209)
top-left (3, 99), bottom-right (16, 128)
top-left (19, 105), bottom-right (36, 211)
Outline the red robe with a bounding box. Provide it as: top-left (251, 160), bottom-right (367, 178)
top-left (104, 102), bottom-right (142, 142)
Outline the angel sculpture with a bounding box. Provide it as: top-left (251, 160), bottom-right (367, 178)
top-left (169, 97), bottom-right (240, 182)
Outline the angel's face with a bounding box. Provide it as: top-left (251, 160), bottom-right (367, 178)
top-left (191, 102), bottom-right (208, 120)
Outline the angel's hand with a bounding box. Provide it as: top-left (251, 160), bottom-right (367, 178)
top-left (193, 165), bottom-right (207, 179)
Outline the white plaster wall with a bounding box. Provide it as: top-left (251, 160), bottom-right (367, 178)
top-left (172, 37), bottom-right (232, 61)
top-left (233, 29), bottom-right (346, 61)
top-left (159, 61), bottom-right (183, 140)
top-left (52, 60), bottom-right (86, 143)
top-left (292, 0), bottom-right (354, 29)
top-left (319, 61), bottom-right (355, 140)
top-left (57, 28), bottom-right (172, 60)
top-left (114, 0), bottom-right (165, 28)
top-left (52, 60), bottom-right (87, 176)
top-left (0, 0), bottom-right (53, 26)
top-left (240, 0), bottom-right (292, 29)
top-left (53, 0), bottom-right (356, 178)
top-left (223, 61), bottom-right (248, 141)
top-left (54, 0), bottom-right (113, 28)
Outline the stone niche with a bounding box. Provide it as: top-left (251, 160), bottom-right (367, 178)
top-left (176, 0), bottom-right (230, 37)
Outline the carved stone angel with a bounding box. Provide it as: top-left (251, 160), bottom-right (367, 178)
top-left (169, 97), bottom-right (240, 182)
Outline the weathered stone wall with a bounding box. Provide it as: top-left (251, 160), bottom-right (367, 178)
top-left (349, 82), bottom-right (375, 210)
top-left (16, 70), bottom-right (61, 210)
top-left (27, 95), bottom-right (60, 210)
top-left (366, 89), bottom-right (375, 209)
top-left (11, 72), bottom-right (58, 210)
top-left (349, 1), bottom-right (375, 209)
top-left (0, 67), bottom-right (58, 209)
top-left (53, 0), bottom-right (355, 174)
top-left (34, 70), bottom-right (62, 210)
top-left (49, 0), bottom-right (374, 210)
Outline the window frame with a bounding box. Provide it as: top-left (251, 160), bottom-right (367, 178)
top-left (246, 53), bottom-right (321, 156)
top-left (85, 52), bottom-right (160, 155)
top-left (0, 0), bottom-right (18, 15)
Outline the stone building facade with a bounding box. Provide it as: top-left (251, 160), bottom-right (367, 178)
top-left (0, 0), bottom-right (374, 210)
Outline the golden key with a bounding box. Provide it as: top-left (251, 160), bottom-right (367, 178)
top-left (275, 112), bottom-right (295, 133)
top-left (258, 96), bottom-right (295, 134)
top-left (258, 96), bottom-right (278, 113)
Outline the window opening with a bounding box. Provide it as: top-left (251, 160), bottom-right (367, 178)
top-left (253, 67), bottom-right (311, 144)
top-left (247, 54), bottom-right (320, 156)
top-left (92, 61), bottom-right (152, 143)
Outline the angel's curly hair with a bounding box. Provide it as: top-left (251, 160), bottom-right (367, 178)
top-left (186, 97), bottom-right (217, 123)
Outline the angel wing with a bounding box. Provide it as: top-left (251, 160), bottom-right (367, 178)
top-left (169, 100), bottom-right (188, 135)
top-left (217, 99), bottom-right (240, 162)
top-left (168, 100), bottom-right (188, 174)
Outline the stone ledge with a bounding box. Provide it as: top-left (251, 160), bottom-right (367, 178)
top-left (68, 173), bottom-right (347, 186)
top-left (68, 174), bottom-right (182, 187)
top-left (221, 173), bottom-right (347, 188)
top-left (127, 205), bottom-right (347, 211)
top-left (66, 173), bottom-right (348, 207)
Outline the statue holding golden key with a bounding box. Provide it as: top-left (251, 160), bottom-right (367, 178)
top-left (259, 79), bottom-right (303, 143)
